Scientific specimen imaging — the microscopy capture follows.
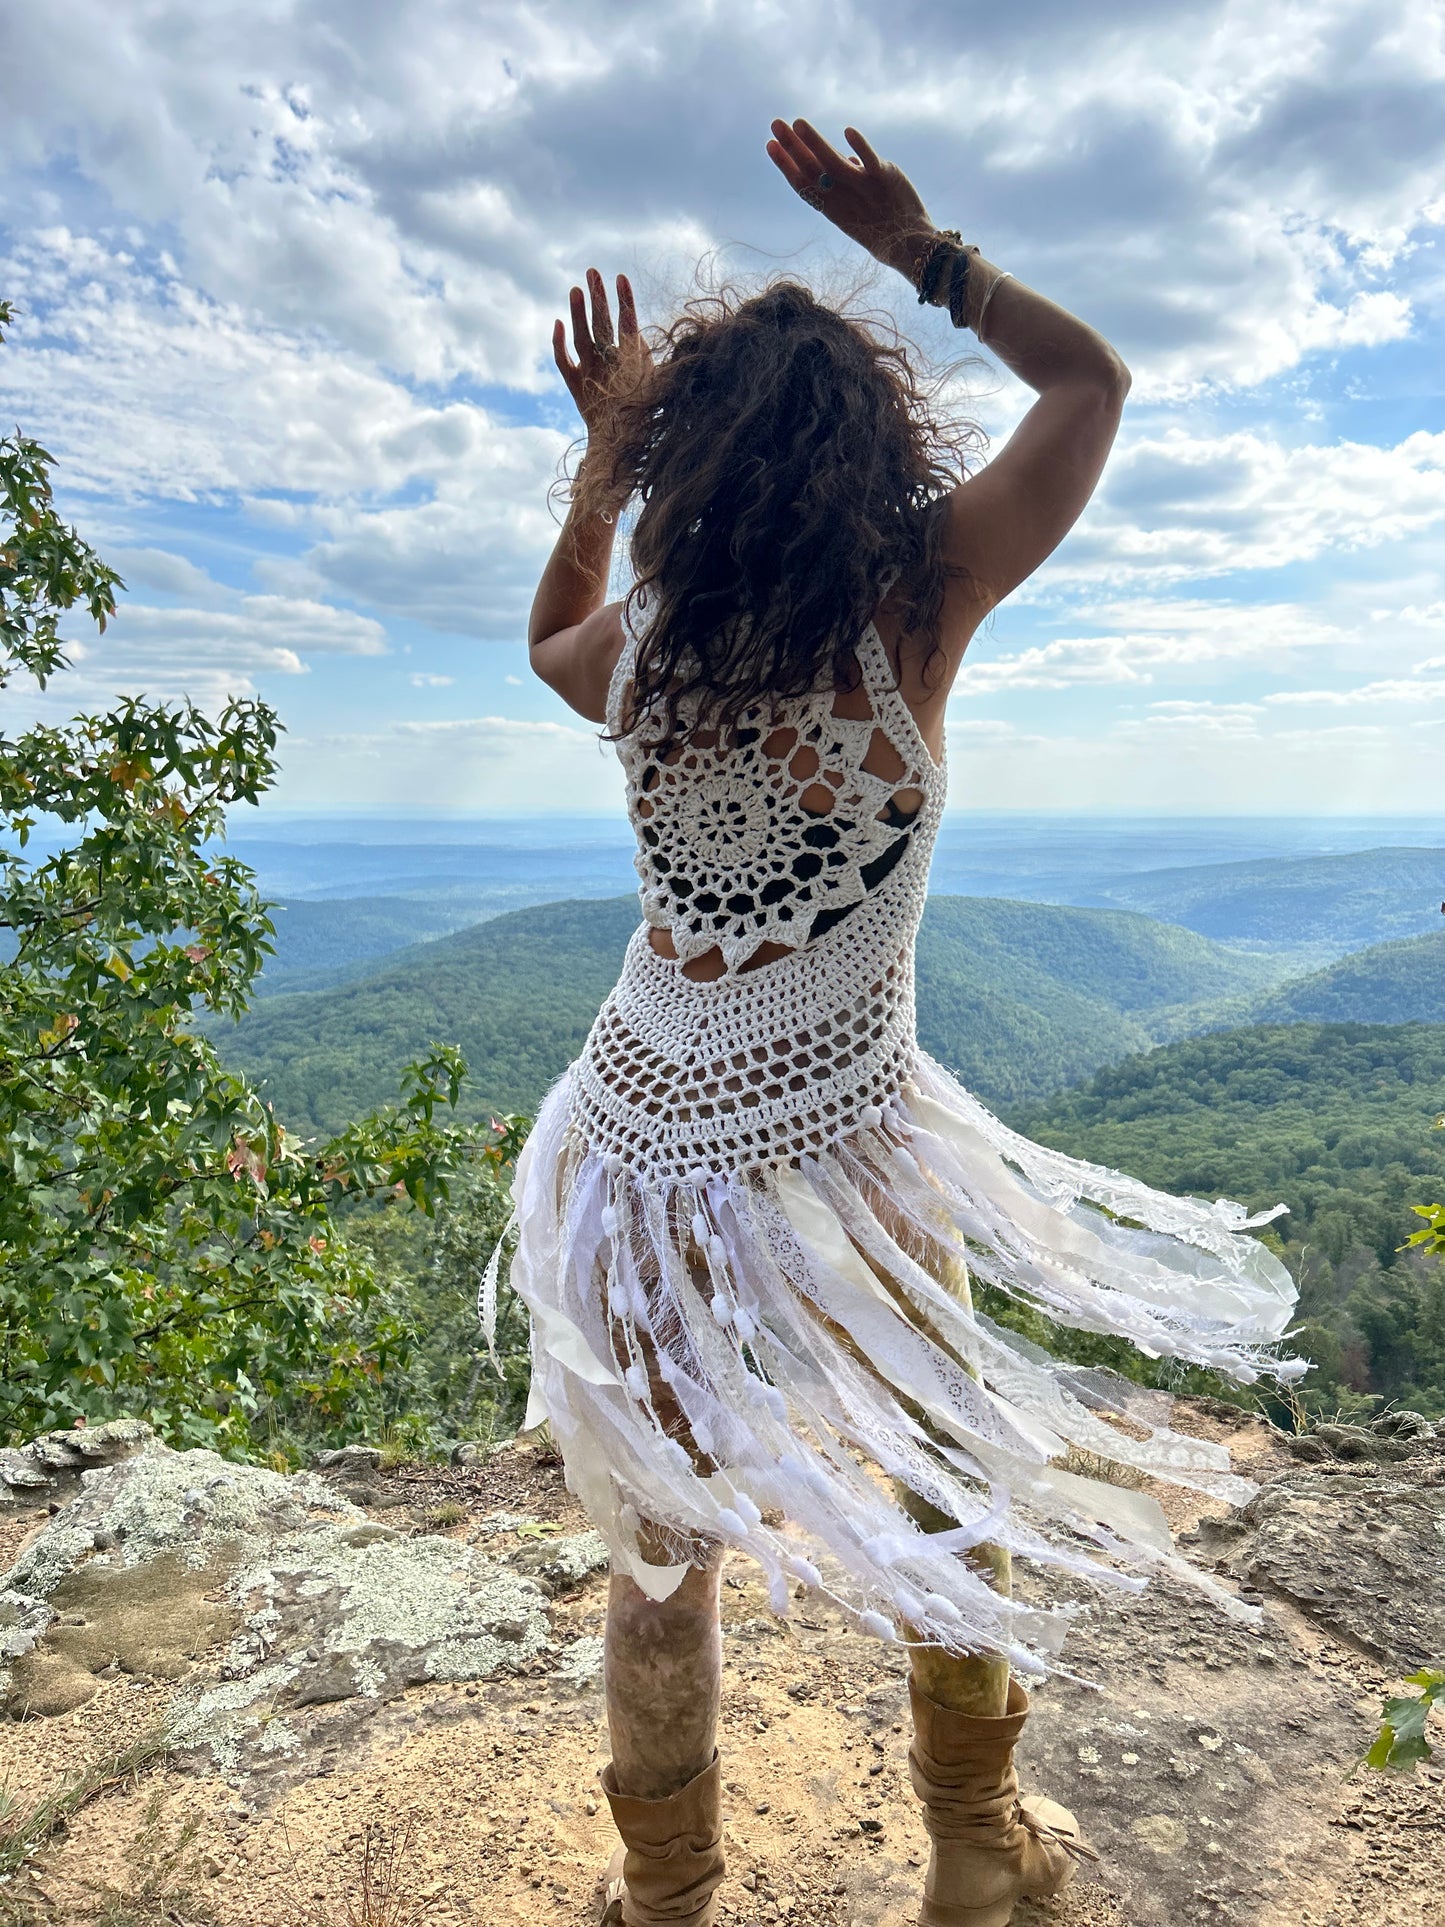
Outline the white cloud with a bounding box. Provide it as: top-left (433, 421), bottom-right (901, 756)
top-left (945, 702), bottom-right (1441, 810)
top-left (3, 0), bottom-right (1444, 812)
top-left (1070, 426), bottom-right (1445, 585)
top-left (958, 598), bottom-right (1356, 694)
top-left (0, 230), bottom-right (558, 503)
top-left (3, 580), bottom-right (389, 718)
top-left (1263, 677), bottom-right (1445, 706)
top-left (958, 636), bottom-right (1159, 693)
top-left (409, 672), bottom-right (455, 688)
top-left (1120, 699), bottom-right (1266, 738)
top-left (6, 0), bottom-right (1440, 398)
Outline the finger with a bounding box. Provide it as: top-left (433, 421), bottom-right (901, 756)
top-left (615, 273), bottom-right (638, 340)
top-left (792, 117), bottom-right (850, 180)
top-left (843, 126), bottom-right (882, 174)
top-left (553, 319), bottom-right (579, 389)
top-left (587, 267), bottom-right (615, 350)
top-left (766, 137), bottom-right (812, 194)
top-left (569, 284), bottom-right (595, 363)
top-left (770, 117), bottom-right (820, 178)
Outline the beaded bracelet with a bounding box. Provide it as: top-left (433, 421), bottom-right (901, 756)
top-left (914, 229), bottom-right (962, 306)
top-left (946, 245), bottom-right (982, 330)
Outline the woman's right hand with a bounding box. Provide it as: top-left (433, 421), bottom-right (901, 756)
top-left (553, 268), bottom-right (650, 441)
top-left (766, 119), bottom-right (937, 283)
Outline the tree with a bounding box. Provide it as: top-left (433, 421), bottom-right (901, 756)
top-left (0, 299), bottom-right (488, 1456)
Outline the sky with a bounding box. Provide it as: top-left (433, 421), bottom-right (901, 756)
top-left (1, 0), bottom-right (1443, 819)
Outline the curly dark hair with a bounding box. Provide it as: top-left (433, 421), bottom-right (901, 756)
top-left (574, 279), bottom-right (984, 742)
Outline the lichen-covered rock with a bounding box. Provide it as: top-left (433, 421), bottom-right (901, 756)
top-left (0, 1429), bottom-right (553, 1773)
top-left (0, 1418), bottom-right (153, 1503)
top-left (507, 1529), bottom-right (610, 1596)
top-left (4, 1551), bottom-right (242, 1717)
top-left (2, 1439), bottom-right (356, 1602)
top-left (1317, 1423), bottom-right (1415, 1462)
top-left (311, 1445), bottom-right (382, 1476)
top-left (1369, 1409), bottom-right (1435, 1440)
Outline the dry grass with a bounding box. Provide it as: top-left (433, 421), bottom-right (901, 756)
top-left (1, 1795), bottom-right (431, 1927)
top-left (421, 1502), bottom-right (467, 1532)
top-left (0, 1767), bottom-right (218, 1927)
top-left (0, 1731), bottom-right (173, 1881)
top-left (279, 1818), bottom-right (429, 1927)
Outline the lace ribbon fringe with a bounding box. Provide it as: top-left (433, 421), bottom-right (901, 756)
top-left (481, 1050), bottom-right (1303, 1676)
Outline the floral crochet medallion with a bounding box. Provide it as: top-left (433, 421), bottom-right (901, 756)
top-left (484, 594), bottom-right (1303, 1675)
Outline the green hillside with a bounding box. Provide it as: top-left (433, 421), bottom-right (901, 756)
top-left (254, 896), bottom-right (475, 997)
top-left (1091, 846), bottom-right (1444, 949)
top-left (914, 896), bottom-right (1288, 1107)
top-left (1008, 1023), bottom-right (1445, 1413)
top-left (218, 894), bottom-right (1288, 1134)
top-left (220, 897), bottom-right (639, 1132)
top-left (1254, 929), bottom-right (1445, 1026)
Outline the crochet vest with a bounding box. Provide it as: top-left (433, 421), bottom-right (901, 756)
top-left (570, 601), bottom-right (948, 1180)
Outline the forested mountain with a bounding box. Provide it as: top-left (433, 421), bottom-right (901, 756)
top-left (254, 896), bottom-right (474, 996)
top-left (1253, 928), bottom-right (1445, 1026)
top-left (237, 844), bottom-right (1445, 1005)
top-left (221, 896), bottom-right (638, 1132)
top-left (913, 896), bottom-right (1288, 1107)
top-left (1088, 846), bottom-right (1444, 949)
top-left (219, 894), bottom-right (1288, 1132)
top-left (1011, 1023), bottom-right (1445, 1414)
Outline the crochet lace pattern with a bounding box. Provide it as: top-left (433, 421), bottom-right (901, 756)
top-left (485, 592), bottom-right (1303, 1671)
top-left (570, 609), bottom-right (948, 1180)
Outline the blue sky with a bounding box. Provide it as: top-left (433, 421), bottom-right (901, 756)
top-left (1, 0), bottom-right (1443, 816)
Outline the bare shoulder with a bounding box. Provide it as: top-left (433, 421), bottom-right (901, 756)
top-left (529, 599), bottom-right (629, 724)
top-left (871, 569), bottom-right (993, 761)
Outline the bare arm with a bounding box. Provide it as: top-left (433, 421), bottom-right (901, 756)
top-left (527, 270), bottom-right (645, 722)
top-left (527, 481), bottom-right (625, 725)
top-left (767, 119), bottom-right (1130, 679)
top-left (931, 261), bottom-right (1130, 611)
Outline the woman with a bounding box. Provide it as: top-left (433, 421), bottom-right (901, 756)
top-left (494, 117), bottom-right (1301, 1927)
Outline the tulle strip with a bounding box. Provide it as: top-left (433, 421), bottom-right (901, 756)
top-left (485, 1052), bottom-right (1304, 1674)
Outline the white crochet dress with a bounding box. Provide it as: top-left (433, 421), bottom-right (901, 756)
top-left (484, 601), bottom-right (1302, 1674)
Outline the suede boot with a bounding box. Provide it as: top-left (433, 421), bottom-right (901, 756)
top-left (600, 1749), bottom-right (725, 1925)
top-left (907, 1678), bottom-right (1097, 1927)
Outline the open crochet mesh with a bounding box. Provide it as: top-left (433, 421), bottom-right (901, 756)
top-left (485, 594), bottom-right (1303, 1669)
top-left (571, 610), bottom-right (948, 1181)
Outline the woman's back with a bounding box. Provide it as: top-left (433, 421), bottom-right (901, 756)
top-left (571, 602), bottom-right (949, 1178)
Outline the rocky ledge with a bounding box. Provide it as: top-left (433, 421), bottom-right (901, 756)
top-left (0, 1410), bottom-right (1440, 1927)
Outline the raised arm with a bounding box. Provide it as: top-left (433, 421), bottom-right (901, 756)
top-left (767, 119), bottom-right (1130, 670)
top-left (527, 270), bottom-right (645, 723)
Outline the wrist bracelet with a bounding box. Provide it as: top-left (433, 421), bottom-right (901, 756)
top-left (946, 245), bottom-right (981, 330)
top-left (974, 270), bottom-right (1012, 343)
top-left (914, 229), bottom-right (962, 306)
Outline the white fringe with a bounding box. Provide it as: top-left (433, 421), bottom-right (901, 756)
top-left (494, 1050), bottom-right (1303, 1671)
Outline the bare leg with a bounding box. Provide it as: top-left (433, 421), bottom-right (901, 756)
top-left (892, 1227), bottom-right (1013, 1718)
top-left (605, 1545), bottom-right (723, 1802)
top-left (894, 1478), bottom-right (1012, 1717)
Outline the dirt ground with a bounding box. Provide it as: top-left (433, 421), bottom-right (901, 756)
top-left (1, 1407), bottom-right (1441, 1927)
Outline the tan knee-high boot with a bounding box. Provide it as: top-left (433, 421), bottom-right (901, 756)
top-left (908, 1678), bottom-right (1096, 1927)
top-left (600, 1750), bottom-right (725, 1925)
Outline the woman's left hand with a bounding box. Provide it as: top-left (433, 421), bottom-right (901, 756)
top-left (553, 268), bottom-right (648, 437)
